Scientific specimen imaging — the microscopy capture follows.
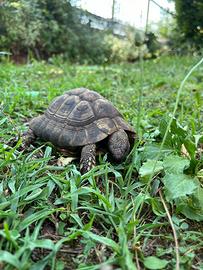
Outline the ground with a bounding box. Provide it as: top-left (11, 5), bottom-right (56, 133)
top-left (0, 55), bottom-right (202, 269)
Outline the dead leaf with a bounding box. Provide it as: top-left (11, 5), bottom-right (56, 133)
top-left (57, 156), bottom-right (76, 166)
top-left (181, 144), bottom-right (190, 159)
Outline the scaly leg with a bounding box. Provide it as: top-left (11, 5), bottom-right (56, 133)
top-left (80, 144), bottom-right (96, 174)
top-left (22, 128), bottom-right (36, 149)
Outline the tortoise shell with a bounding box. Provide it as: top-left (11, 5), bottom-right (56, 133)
top-left (30, 88), bottom-right (135, 148)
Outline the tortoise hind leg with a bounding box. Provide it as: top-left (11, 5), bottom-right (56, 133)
top-left (80, 144), bottom-right (96, 174)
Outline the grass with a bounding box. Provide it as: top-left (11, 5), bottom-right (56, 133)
top-left (0, 55), bottom-right (203, 270)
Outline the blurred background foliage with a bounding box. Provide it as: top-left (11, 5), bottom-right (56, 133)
top-left (175, 0), bottom-right (203, 50)
top-left (0, 0), bottom-right (202, 64)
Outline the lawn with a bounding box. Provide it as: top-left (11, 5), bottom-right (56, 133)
top-left (0, 55), bottom-right (203, 270)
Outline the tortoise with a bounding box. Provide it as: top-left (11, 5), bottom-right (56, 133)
top-left (25, 88), bottom-right (135, 174)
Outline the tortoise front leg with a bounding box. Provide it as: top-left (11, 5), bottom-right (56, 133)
top-left (22, 128), bottom-right (36, 148)
top-left (80, 144), bottom-right (96, 174)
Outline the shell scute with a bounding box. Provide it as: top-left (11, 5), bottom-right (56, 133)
top-left (93, 99), bottom-right (121, 119)
top-left (79, 90), bottom-right (102, 102)
top-left (48, 95), bottom-right (67, 114)
top-left (68, 100), bottom-right (94, 123)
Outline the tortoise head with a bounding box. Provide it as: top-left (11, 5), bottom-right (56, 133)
top-left (108, 129), bottom-right (130, 161)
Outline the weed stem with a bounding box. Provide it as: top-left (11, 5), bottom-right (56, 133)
top-left (159, 189), bottom-right (180, 270)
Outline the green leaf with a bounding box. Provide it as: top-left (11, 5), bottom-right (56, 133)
top-left (195, 187), bottom-right (203, 207)
top-left (170, 118), bottom-right (187, 138)
top-left (163, 173), bottom-right (198, 200)
top-left (179, 204), bottom-right (203, 221)
top-left (183, 139), bottom-right (196, 159)
top-left (83, 231), bottom-right (120, 253)
top-left (70, 177), bottom-right (78, 212)
top-left (30, 253), bottom-right (53, 270)
top-left (177, 187), bottom-right (203, 221)
top-left (118, 224), bottom-right (137, 270)
top-left (150, 198), bottom-right (165, 217)
top-left (19, 209), bottom-right (54, 231)
top-left (0, 117), bottom-right (8, 126)
top-left (139, 160), bottom-right (163, 181)
top-left (24, 188), bottom-right (43, 201)
top-left (0, 251), bottom-right (21, 269)
top-left (70, 213), bottom-right (83, 228)
top-left (143, 256), bottom-right (168, 269)
top-left (132, 193), bottom-right (150, 214)
top-left (76, 187), bottom-right (112, 209)
top-left (159, 118), bottom-right (173, 146)
top-left (194, 134), bottom-right (203, 147)
top-left (28, 239), bottom-right (55, 250)
top-left (43, 146), bottom-right (52, 158)
top-left (56, 260), bottom-right (65, 270)
top-left (10, 183), bottom-right (46, 201)
top-left (163, 155), bottom-right (190, 174)
top-left (142, 144), bottom-right (173, 160)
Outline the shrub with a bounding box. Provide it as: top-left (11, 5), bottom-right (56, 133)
top-left (175, 0), bottom-right (203, 48)
top-left (0, 0), bottom-right (111, 63)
